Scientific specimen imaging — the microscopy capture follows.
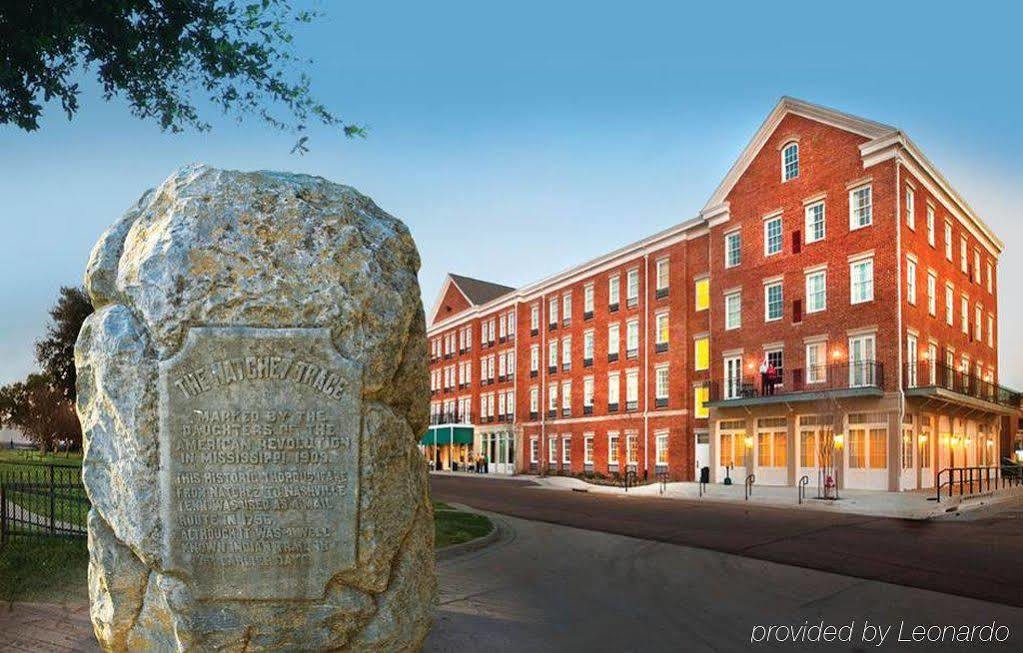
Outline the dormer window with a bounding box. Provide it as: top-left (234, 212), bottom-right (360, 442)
top-left (782, 142), bottom-right (799, 181)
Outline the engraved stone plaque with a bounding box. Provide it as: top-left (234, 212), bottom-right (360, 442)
top-left (159, 327), bottom-right (361, 600)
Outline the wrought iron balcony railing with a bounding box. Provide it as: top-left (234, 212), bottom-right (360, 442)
top-left (707, 361), bottom-right (884, 402)
top-left (904, 362), bottom-right (1021, 409)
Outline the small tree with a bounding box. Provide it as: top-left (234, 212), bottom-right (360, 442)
top-left (0, 374), bottom-right (81, 453)
top-left (35, 286), bottom-right (93, 402)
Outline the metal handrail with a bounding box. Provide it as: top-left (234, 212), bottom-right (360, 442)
top-left (798, 475), bottom-right (809, 504)
top-left (933, 465), bottom-right (1020, 502)
top-left (745, 474), bottom-right (756, 501)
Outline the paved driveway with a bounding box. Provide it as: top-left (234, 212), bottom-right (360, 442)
top-left (427, 512), bottom-right (1023, 652)
top-left (430, 474), bottom-right (1023, 607)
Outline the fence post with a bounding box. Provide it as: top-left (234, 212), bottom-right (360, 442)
top-left (49, 464), bottom-right (56, 535)
top-left (1, 484), bottom-right (6, 546)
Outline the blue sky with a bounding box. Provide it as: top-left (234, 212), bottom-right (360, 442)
top-left (2, 1), bottom-right (1022, 386)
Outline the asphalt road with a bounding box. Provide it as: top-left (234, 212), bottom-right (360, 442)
top-left (430, 475), bottom-right (1023, 607)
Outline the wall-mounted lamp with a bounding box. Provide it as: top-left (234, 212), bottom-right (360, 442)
top-left (918, 434), bottom-right (928, 444)
top-left (743, 435), bottom-right (754, 449)
top-left (950, 435), bottom-right (961, 447)
top-left (833, 433), bottom-right (844, 449)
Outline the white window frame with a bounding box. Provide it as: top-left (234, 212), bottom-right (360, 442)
top-left (782, 142), bottom-right (799, 181)
top-left (805, 201), bottom-right (825, 244)
top-left (724, 230), bottom-right (741, 268)
top-left (764, 215), bottom-right (783, 256)
top-left (656, 258), bottom-right (669, 291)
top-left (905, 186), bottom-right (915, 230)
top-left (562, 436), bottom-right (571, 465)
top-left (584, 283), bottom-right (594, 313)
top-left (584, 434), bottom-right (594, 465)
top-left (608, 275), bottom-right (620, 306)
top-left (764, 280), bottom-right (783, 322)
top-left (849, 185), bottom-right (872, 230)
top-left (945, 283), bottom-right (954, 326)
top-left (725, 291), bottom-right (742, 330)
top-left (805, 340), bottom-right (827, 384)
top-left (655, 364), bottom-right (669, 400)
top-left (608, 372), bottom-right (620, 406)
top-left (906, 256), bottom-right (917, 305)
top-left (655, 431), bottom-right (669, 466)
top-left (944, 221), bottom-right (953, 261)
top-left (608, 432), bottom-right (620, 465)
top-left (626, 268), bottom-right (640, 304)
top-left (926, 206), bottom-right (935, 247)
top-left (805, 269), bottom-right (826, 314)
top-left (849, 257), bottom-right (874, 304)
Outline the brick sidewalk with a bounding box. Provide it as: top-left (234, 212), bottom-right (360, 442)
top-left (0, 602), bottom-right (97, 652)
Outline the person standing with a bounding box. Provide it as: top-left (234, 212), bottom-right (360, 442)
top-left (767, 360), bottom-right (777, 396)
top-left (759, 358), bottom-right (769, 396)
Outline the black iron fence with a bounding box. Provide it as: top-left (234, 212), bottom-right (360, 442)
top-left (0, 461), bottom-right (88, 544)
top-left (905, 362), bottom-right (1022, 409)
top-left (429, 411), bottom-right (476, 425)
top-left (934, 465), bottom-right (1023, 502)
top-left (708, 361), bottom-right (884, 402)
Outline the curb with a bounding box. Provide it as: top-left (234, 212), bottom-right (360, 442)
top-left (435, 505), bottom-right (501, 561)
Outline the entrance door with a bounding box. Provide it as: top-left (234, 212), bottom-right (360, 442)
top-left (849, 334), bottom-right (876, 387)
top-left (694, 430), bottom-right (710, 478)
top-left (724, 356), bottom-right (743, 399)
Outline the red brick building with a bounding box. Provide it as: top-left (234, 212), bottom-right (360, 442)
top-left (424, 98), bottom-right (1020, 491)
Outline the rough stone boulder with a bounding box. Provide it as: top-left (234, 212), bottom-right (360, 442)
top-left (75, 164), bottom-right (435, 651)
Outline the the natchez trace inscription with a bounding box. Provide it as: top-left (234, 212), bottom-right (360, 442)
top-left (158, 327), bottom-right (362, 601)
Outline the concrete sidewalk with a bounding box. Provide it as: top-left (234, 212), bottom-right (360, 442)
top-left (432, 470), bottom-right (1023, 519)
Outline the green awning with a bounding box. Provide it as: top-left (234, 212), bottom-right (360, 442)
top-left (419, 426), bottom-right (474, 446)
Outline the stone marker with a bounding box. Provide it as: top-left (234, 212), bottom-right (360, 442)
top-left (76, 164), bottom-right (435, 651)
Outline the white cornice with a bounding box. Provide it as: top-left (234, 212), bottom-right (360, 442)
top-left (860, 132), bottom-right (1002, 255)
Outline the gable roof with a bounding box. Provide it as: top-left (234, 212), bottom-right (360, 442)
top-left (702, 96), bottom-right (898, 212)
top-left (449, 274), bottom-right (515, 305)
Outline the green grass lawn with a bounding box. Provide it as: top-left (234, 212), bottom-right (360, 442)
top-left (0, 449), bottom-right (89, 529)
top-left (0, 536), bottom-right (89, 604)
top-left (433, 503), bottom-right (493, 549)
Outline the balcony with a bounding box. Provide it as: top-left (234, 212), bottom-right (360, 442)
top-left (904, 362), bottom-right (1022, 413)
top-left (706, 361), bottom-right (885, 407)
top-left (430, 411), bottom-right (475, 426)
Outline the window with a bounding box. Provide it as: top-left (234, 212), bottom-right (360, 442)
top-left (806, 341), bottom-right (826, 384)
top-left (805, 269), bottom-right (826, 313)
top-left (694, 385), bottom-right (709, 418)
top-left (608, 275), bottom-right (620, 308)
top-left (766, 349), bottom-right (783, 385)
top-left (499, 314), bottom-right (506, 339)
top-left (584, 435), bottom-right (594, 465)
top-left (507, 311), bottom-right (515, 336)
top-left (694, 277), bottom-right (710, 311)
top-left (530, 304), bottom-right (539, 332)
top-left (548, 340), bottom-right (558, 368)
top-left (725, 231), bottom-right (741, 268)
top-left (656, 258), bottom-right (669, 294)
top-left (655, 312), bottom-right (669, 349)
top-left (583, 376), bottom-right (594, 408)
top-left (562, 292), bottom-right (572, 324)
top-left (944, 222), bottom-right (953, 261)
top-left (973, 250), bottom-right (981, 284)
top-left (625, 369), bottom-right (639, 410)
top-left (988, 314), bottom-right (994, 348)
top-left (849, 185), bottom-right (872, 229)
top-left (927, 343), bottom-right (938, 385)
top-left (562, 381), bottom-right (571, 411)
top-left (530, 345), bottom-right (539, 372)
top-left (583, 330), bottom-right (594, 362)
top-left (926, 207), bottom-right (935, 247)
top-left (906, 257), bottom-right (917, 305)
top-left (694, 337), bottom-right (709, 371)
top-left (906, 335), bottom-right (918, 388)
top-left (847, 428), bottom-right (887, 469)
top-left (548, 296), bottom-right (558, 325)
top-left (549, 437), bottom-right (557, 464)
top-left (905, 186), bottom-right (915, 229)
top-left (655, 365), bottom-right (669, 406)
top-left (608, 372), bottom-right (620, 408)
top-left (960, 237), bottom-right (968, 274)
top-left (975, 304), bottom-right (982, 342)
top-left (805, 201), bottom-right (825, 243)
top-left (725, 291), bottom-right (742, 329)
top-left (927, 272), bottom-right (937, 316)
top-left (655, 432), bottom-right (669, 466)
top-left (945, 283), bottom-right (954, 325)
top-left (626, 433), bottom-right (638, 465)
top-left (782, 142), bottom-right (799, 181)
top-left (562, 436), bottom-right (571, 464)
top-left (584, 283), bottom-right (594, 314)
top-left (608, 433), bottom-right (620, 465)
top-left (529, 387), bottom-right (538, 413)
top-left (548, 384), bottom-right (557, 411)
top-left (850, 258), bottom-right (873, 304)
top-left (757, 431), bottom-right (787, 467)
top-left (608, 323), bottom-right (620, 358)
top-left (626, 319), bottom-right (639, 358)
top-left (961, 296), bottom-right (969, 335)
top-left (561, 336), bottom-right (571, 370)
top-left (530, 437), bottom-right (538, 464)
top-left (764, 281), bottom-right (783, 321)
top-left (626, 268), bottom-right (639, 306)
top-left (848, 333), bottom-right (876, 387)
top-left (764, 216), bottom-right (783, 256)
